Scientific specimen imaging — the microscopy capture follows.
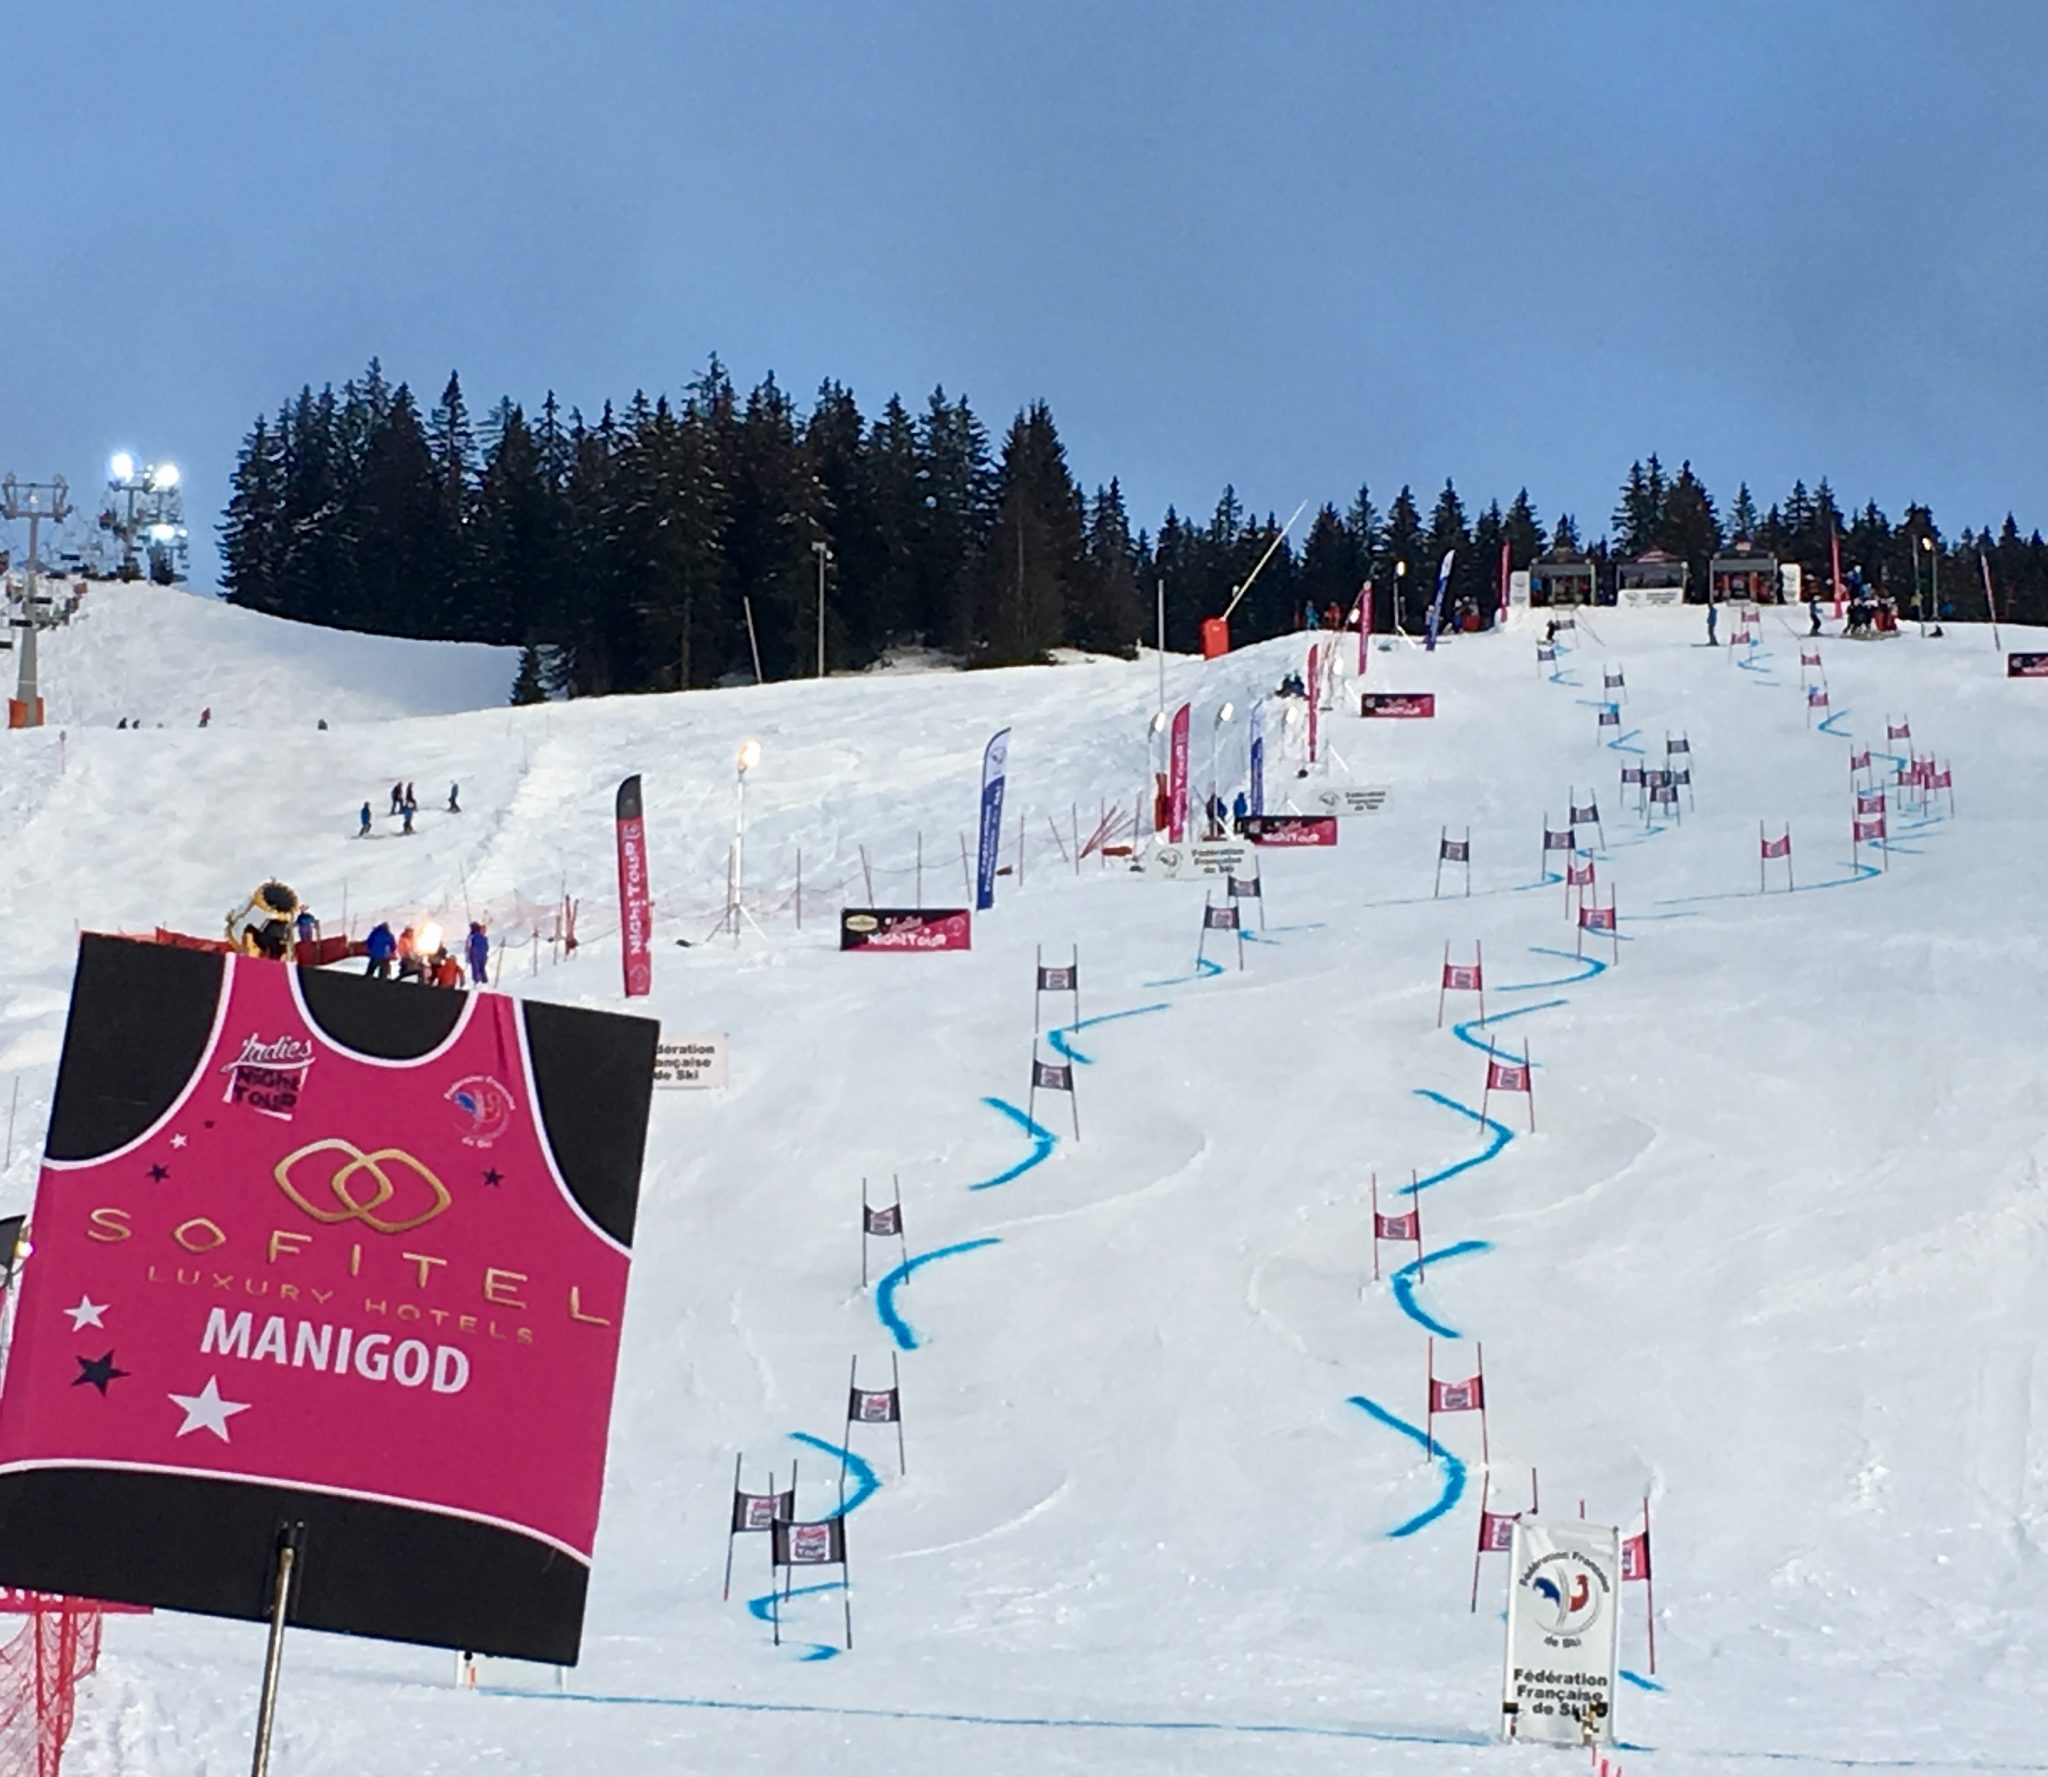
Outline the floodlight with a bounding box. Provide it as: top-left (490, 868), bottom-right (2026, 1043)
top-left (737, 739), bottom-right (762, 772)
top-left (1217, 701), bottom-right (1235, 723)
top-left (109, 452), bottom-right (135, 482)
top-left (154, 462), bottom-right (181, 490)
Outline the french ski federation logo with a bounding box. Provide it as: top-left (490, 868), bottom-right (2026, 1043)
top-left (1521, 1550), bottom-right (1610, 1640)
top-left (445, 1074), bottom-right (518, 1148)
top-left (220, 1033), bottom-right (315, 1122)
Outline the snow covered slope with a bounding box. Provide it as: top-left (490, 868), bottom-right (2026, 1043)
top-left (7, 595), bottom-right (2048, 1776)
top-left (23, 580), bottom-right (520, 728)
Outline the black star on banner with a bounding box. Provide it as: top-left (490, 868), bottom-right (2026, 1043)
top-left (482, 1169), bottom-right (503, 1188)
top-left (73, 1352), bottom-right (129, 1395)
top-left (146, 1164), bottom-right (169, 1183)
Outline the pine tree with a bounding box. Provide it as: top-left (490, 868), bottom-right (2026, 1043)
top-left (510, 644), bottom-right (547, 705)
top-left (220, 415), bottom-right (288, 614)
top-left (1612, 461), bottom-right (1653, 555)
top-left (863, 395), bottom-right (926, 650)
top-left (1297, 502), bottom-right (1361, 625)
top-left (1727, 483), bottom-right (1760, 542)
top-left (915, 387), bottom-right (996, 651)
top-left (804, 381), bottom-right (875, 667)
top-left (1426, 480), bottom-right (1475, 624)
top-left (1503, 488), bottom-right (1545, 570)
top-left (425, 372), bottom-right (478, 634)
top-left (1381, 487), bottom-right (1426, 627)
top-left (1345, 485), bottom-right (1382, 570)
top-left (1551, 513), bottom-right (1583, 552)
top-left (1075, 479), bottom-right (1142, 656)
top-left (971, 402), bottom-right (1085, 665)
top-left (352, 385), bottom-right (439, 636)
top-left (1654, 461), bottom-right (1721, 597)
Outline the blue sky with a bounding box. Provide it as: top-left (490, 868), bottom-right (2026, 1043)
top-left (5, 0), bottom-right (2044, 584)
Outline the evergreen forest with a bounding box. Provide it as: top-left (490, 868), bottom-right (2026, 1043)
top-left (217, 358), bottom-right (2048, 701)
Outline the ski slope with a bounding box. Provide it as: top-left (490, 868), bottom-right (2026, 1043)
top-left (6, 590), bottom-right (2048, 1776)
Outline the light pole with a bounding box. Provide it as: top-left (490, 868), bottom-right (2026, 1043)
top-left (1918, 534), bottom-right (1937, 637)
top-left (1209, 701), bottom-right (1235, 836)
top-left (103, 455), bottom-right (182, 581)
top-left (812, 542), bottom-right (831, 678)
top-left (1394, 559), bottom-right (1409, 632)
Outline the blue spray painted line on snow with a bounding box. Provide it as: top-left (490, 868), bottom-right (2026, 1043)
top-left (1620, 1670), bottom-right (1665, 1692)
top-left (1144, 955), bottom-right (1225, 987)
top-left (1046, 1004), bottom-right (1170, 1066)
top-left (743, 1435), bottom-right (882, 1659)
top-left (490, 1686), bottom-right (1505, 1751)
top-left (1402, 1090), bottom-right (1516, 1196)
top-left (1346, 1393), bottom-right (1467, 1537)
top-left (875, 1238), bottom-right (1004, 1350)
top-left (1510, 869), bottom-right (1566, 894)
top-left (1606, 728), bottom-right (1646, 754)
top-left (483, 1686), bottom-right (2048, 1769)
top-left (1817, 707), bottom-right (1852, 736)
top-left (967, 1098), bottom-right (1057, 1191)
top-left (1655, 860), bottom-right (1881, 906)
top-left (1450, 998), bottom-right (1564, 1064)
top-left (1388, 1239), bottom-right (1492, 1338)
top-left (1497, 947), bottom-right (1607, 991)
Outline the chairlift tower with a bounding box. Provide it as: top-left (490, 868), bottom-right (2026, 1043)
top-left (1, 474), bottom-right (70, 727)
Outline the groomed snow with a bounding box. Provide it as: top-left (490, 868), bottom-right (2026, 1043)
top-left (6, 590), bottom-right (2048, 1775)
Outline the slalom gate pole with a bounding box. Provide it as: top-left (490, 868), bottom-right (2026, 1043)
top-left (247, 1521), bottom-right (305, 1777)
top-left (1471, 1469), bottom-right (1490, 1613)
top-left (893, 1350), bottom-right (908, 1476)
top-left (722, 1452), bottom-right (742, 1599)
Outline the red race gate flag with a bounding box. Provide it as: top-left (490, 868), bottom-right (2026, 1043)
top-left (1760, 823), bottom-right (1794, 892)
top-left (615, 774), bottom-right (652, 998)
top-left (1620, 1494), bottom-right (1657, 1673)
top-left (1470, 1467), bottom-right (1539, 1613)
top-left (1482, 1041), bottom-right (1536, 1131)
top-left (1849, 748), bottom-right (1872, 777)
top-left (1168, 703), bottom-right (1191, 843)
top-left (1577, 893), bottom-right (1619, 965)
top-left (1887, 716), bottom-right (1911, 741)
top-left (1369, 1170), bottom-right (1424, 1283)
top-left (1438, 941), bottom-right (1484, 1028)
top-left (1426, 1337), bottom-right (1490, 1463)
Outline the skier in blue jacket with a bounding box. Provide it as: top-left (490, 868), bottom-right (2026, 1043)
top-left (465, 922), bottom-right (490, 987)
top-left (365, 922), bottom-right (397, 980)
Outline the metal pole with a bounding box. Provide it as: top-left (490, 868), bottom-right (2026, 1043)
top-left (248, 1523), bottom-right (304, 1777)
top-left (813, 542), bottom-right (830, 677)
top-left (1156, 577), bottom-right (1166, 717)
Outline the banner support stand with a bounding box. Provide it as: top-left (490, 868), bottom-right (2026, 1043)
top-left (248, 1521), bottom-right (305, 1777)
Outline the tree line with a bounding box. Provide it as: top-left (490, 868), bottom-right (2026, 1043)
top-left (217, 359), bottom-right (2048, 701)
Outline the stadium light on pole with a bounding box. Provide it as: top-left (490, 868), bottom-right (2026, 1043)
top-left (1919, 533), bottom-right (1936, 637)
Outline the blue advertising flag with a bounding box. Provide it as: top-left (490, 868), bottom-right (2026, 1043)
top-left (1248, 700), bottom-right (1266, 816)
top-left (975, 728), bottom-right (1012, 911)
top-left (1425, 550), bottom-right (1457, 653)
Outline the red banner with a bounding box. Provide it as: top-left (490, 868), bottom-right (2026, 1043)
top-left (615, 775), bottom-right (652, 998)
top-left (0, 1590), bottom-right (151, 1615)
top-left (0, 935), bottom-right (656, 1661)
top-left (839, 909), bottom-right (972, 952)
top-left (1358, 582), bottom-right (1373, 676)
top-left (1168, 703), bottom-right (1191, 842)
top-left (1238, 815), bottom-right (1338, 847)
top-left (1360, 693), bottom-right (1436, 719)
top-left (2006, 653), bottom-right (2048, 678)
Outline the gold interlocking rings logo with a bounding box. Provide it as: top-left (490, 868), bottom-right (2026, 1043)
top-left (274, 1138), bottom-right (453, 1235)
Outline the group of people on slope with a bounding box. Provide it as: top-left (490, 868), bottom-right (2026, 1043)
top-left (362, 919), bottom-right (491, 989)
top-left (357, 781), bottom-right (460, 838)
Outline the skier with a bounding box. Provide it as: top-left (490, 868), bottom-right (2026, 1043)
top-left (295, 908), bottom-right (319, 951)
top-left (401, 803), bottom-right (415, 836)
top-left (1232, 789), bottom-right (1249, 826)
top-left (358, 801), bottom-right (373, 838)
top-left (1706, 602), bottom-right (1719, 646)
top-left (1808, 592), bottom-right (1822, 636)
top-left (403, 781), bottom-right (417, 812)
top-left (116, 718), bottom-right (127, 730)
top-left (465, 921), bottom-right (490, 986)
top-left (364, 922), bottom-right (396, 980)
top-left (390, 782), bottom-right (404, 816)
top-left (447, 782), bottom-right (461, 813)
top-left (434, 949), bottom-right (465, 990)
top-left (199, 708), bottom-right (211, 728)
top-left (395, 927), bottom-right (419, 982)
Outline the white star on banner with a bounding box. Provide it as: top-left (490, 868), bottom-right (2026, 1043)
top-left (63, 1297), bottom-right (108, 1331)
top-left (169, 1135), bottom-right (188, 1149)
top-left (168, 1376), bottom-right (250, 1442)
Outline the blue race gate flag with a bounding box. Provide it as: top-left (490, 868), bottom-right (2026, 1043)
top-left (1425, 549), bottom-right (1457, 653)
top-left (1248, 700), bottom-right (1266, 816)
top-left (975, 727), bottom-right (1011, 911)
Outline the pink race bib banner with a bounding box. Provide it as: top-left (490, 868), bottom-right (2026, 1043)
top-left (0, 936), bottom-right (657, 1663)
